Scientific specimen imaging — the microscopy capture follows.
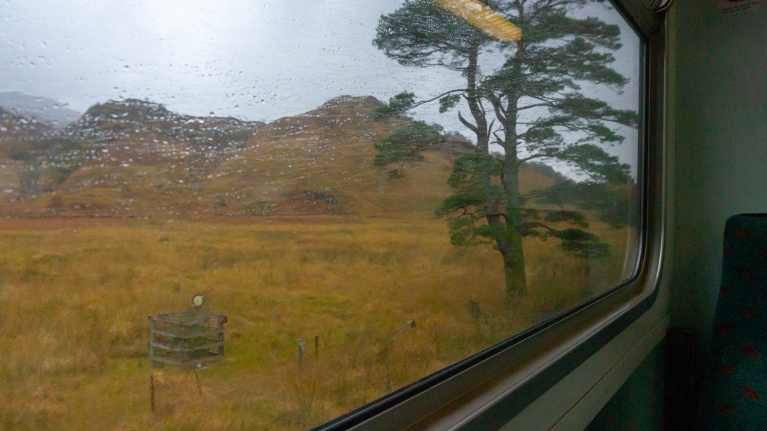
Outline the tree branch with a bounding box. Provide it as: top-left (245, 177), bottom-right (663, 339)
top-left (517, 153), bottom-right (551, 165)
top-left (410, 89), bottom-right (468, 109)
top-left (517, 102), bottom-right (553, 111)
top-left (478, 96), bottom-right (487, 117)
top-left (532, 0), bottom-right (571, 17)
top-left (520, 221), bottom-right (556, 233)
top-left (458, 111), bottom-right (479, 133)
top-left (486, 119), bottom-right (496, 137)
top-left (493, 130), bottom-right (505, 145)
top-left (489, 95), bottom-right (507, 123)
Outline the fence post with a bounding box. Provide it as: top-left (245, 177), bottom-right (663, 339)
top-left (150, 374), bottom-right (155, 413)
top-left (194, 369), bottom-right (203, 395)
top-left (315, 335), bottom-right (319, 359)
top-left (148, 317), bottom-right (157, 368)
top-left (298, 338), bottom-right (306, 367)
top-left (469, 299), bottom-right (481, 319)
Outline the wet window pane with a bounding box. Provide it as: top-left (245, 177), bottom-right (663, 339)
top-left (0, 0), bottom-right (641, 429)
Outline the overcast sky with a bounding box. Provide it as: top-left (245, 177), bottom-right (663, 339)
top-left (1, 0), bottom-right (641, 176)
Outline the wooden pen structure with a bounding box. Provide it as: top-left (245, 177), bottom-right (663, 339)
top-left (148, 311), bottom-right (227, 369)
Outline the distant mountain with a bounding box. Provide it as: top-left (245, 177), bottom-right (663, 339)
top-left (0, 92), bottom-right (81, 127)
top-left (0, 95), bottom-right (559, 219)
top-left (68, 98), bottom-right (266, 150)
top-left (0, 108), bottom-right (61, 196)
top-left (0, 107), bottom-right (56, 138)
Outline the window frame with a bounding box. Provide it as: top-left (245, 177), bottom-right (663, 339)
top-left (312, 0), bottom-right (668, 429)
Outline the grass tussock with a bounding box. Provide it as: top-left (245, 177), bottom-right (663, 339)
top-left (0, 216), bottom-right (634, 430)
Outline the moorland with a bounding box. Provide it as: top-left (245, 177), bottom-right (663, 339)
top-left (0, 96), bottom-right (635, 430)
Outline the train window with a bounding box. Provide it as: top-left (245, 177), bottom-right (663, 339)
top-left (0, 0), bottom-right (643, 429)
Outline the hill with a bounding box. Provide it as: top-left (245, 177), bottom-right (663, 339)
top-left (0, 108), bottom-right (64, 198)
top-left (0, 91), bottom-right (81, 127)
top-left (0, 96), bottom-right (560, 219)
top-left (0, 107), bottom-right (57, 142)
top-left (67, 98), bottom-right (266, 151)
top-left (205, 95), bottom-right (455, 215)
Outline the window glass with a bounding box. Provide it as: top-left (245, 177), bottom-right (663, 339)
top-left (0, 0), bottom-right (641, 429)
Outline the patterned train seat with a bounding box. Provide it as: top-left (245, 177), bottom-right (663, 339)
top-left (705, 214), bottom-right (767, 430)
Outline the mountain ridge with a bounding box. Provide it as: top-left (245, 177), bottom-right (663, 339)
top-left (0, 95), bottom-right (559, 219)
top-left (0, 91), bottom-right (81, 127)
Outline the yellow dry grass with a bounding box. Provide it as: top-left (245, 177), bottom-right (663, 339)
top-left (0, 215), bottom-right (635, 430)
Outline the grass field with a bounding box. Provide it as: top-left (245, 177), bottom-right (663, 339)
top-left (0, 215), bottom-right (635, 430)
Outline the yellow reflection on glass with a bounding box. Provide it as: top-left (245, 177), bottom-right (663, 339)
top-left (430, 0), bottom-right (522, 41)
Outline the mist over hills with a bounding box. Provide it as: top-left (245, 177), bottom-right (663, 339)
top-left (0, 95), bottom-right (559, 219)
top-left (0, 91), bottom-right (81, 127)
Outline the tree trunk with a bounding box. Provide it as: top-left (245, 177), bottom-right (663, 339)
top-left (491, 85), bottom-right (527, 298)
top-left (464, 39), bottom-right (528, 299)
top-left (486, 210), bottom-right (527, 298)
top-left (465, 41), bottom-right (489, 152)
top-left (503, 238), bottom-right (526, 298)
top-left (501, 208), bottom-right (526, 298)
top-left (500, 137), bottom-right (526, 297)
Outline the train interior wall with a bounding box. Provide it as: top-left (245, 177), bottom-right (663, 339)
top-left (585, 0), bottom-right (766, 429)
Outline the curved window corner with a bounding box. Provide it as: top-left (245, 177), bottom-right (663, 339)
top-left (0, 0), bottom-right (664, 430)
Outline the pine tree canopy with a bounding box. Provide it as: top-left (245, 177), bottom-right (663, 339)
top-left (372, 0), bottom-right (639, 296)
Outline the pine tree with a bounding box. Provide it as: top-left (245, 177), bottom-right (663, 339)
top-left (373, 0), bottom-right (638, 298)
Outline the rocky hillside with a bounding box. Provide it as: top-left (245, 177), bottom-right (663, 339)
top-left (0, 91), bottom-right (80, 127)
top-left (68, 99), bottom-right (265, 151)
top-left (1, 108), bottom-right (62, 196)
top-left (1, 107), bottom-right (57, 140)
top-left (0, 96), bottom-right (557, 219)
top-left (205, 95), bottom-right (470, 215)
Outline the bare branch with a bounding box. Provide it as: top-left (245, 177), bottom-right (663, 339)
top-left (517, 102), bottom-right (552, 111)
top-left (493, 130), bottom-right (505, 145)
top-left (489, 95), bottom-right (507, 123)
top-left (486, 119), bottom-right (496, 137)
top-left (409, 89), bottom-right (468, 109)
top-left (458, 111), bottom-right (479, 133)
top-left (529, 95), bottom-right (559, 104)
top-left (517, 153), bottom-right (551, 165)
